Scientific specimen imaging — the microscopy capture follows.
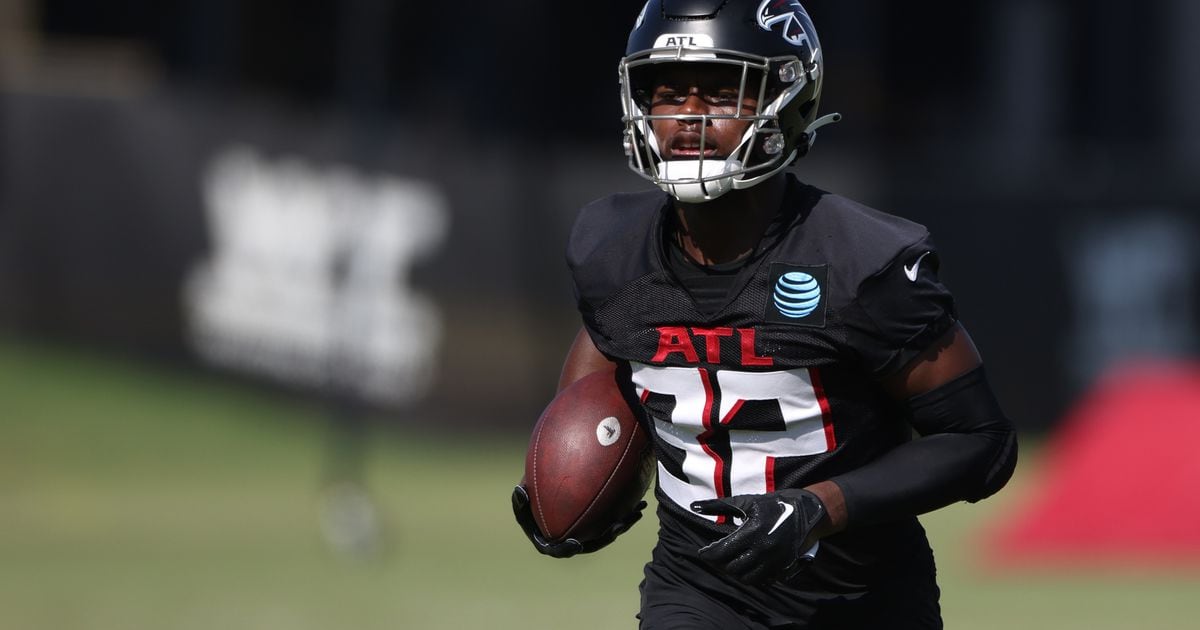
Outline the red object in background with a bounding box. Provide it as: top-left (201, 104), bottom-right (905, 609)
top-left (985, 360), bottom-right (1200, 569)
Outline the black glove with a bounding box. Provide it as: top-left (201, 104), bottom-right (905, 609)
top-left (690, 489), bottom-right (827, 585)
top-left (511, 484), bottom-right (647, 558)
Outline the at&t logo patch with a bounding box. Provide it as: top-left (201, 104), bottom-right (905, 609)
top-left (765, 263), bottom-right (827, 327)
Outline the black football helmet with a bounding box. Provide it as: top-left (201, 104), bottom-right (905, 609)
top-left (619, 0), bottom-right (840, 202)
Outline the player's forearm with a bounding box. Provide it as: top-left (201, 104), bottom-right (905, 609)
top-left (828, 429), bottom-right (1016, 526)
top-left (802, 480), bottom-right (848, 540)
top-left (828, 366), bottom-right (1018, 527)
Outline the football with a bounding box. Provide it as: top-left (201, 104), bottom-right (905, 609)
top-left (524, 369), bottom-right (655, 543)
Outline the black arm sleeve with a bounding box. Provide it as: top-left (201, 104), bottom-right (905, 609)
top-left (830, 366), bottom-right (1019, 526)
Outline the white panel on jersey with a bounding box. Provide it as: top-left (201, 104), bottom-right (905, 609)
top-left (632, 364), bottom-right (719, 520)
top-left (716, 369), bottom-right (830, 495)
top-left (631, 362), bottom-right (833, 519)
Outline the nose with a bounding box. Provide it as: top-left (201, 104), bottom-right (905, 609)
top-left (676, 88), bottom-right (711, 122)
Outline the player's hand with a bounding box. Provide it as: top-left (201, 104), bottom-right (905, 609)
top-left (690, 488), bottom-right (827, 585)
top-left (511, 484), bottom-right (647, 558)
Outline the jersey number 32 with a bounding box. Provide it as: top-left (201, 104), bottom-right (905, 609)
top-left (630, 363), bottom-right (835, 523)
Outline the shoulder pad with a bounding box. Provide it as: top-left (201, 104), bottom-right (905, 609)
top-left (566, 190), bottom-right (668, 309)
top-left (777, 189), bottom-right (932, 304)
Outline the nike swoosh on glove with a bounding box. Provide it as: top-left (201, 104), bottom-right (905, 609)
top-left (511, 484), bottom-right (646, 559)
top-left (691, 488), bottom-right (826, 585)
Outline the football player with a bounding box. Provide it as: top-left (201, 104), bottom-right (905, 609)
top-left (512, 1), bottom-right (1018, 627)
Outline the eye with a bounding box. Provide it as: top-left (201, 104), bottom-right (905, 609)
top-left (711, 90), bottom-right (742, 105)
top-left (651, 87), bottom-right (686, 106)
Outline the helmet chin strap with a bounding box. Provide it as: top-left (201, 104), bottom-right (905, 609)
top-left (653, 122), bottom-right (755, 203)
top-left (659, 158), bottom-right (742, 203)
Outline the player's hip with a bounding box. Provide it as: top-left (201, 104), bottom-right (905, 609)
top-left (643, 517), bottom-right (942, 628)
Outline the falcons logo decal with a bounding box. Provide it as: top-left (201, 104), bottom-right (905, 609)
top-left (756, 0), bottom-right (813, 48)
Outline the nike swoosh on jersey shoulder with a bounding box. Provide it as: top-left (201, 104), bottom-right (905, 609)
top-left (903, 250), bottom-right (932, 282)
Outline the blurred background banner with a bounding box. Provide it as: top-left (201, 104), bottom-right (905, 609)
top-left (1, 1), bottom-right (1200, 627)
top-left (986, 361), bottom-right (1200, 567)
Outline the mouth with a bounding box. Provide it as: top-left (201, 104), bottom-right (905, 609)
top-left (670, 147), bottom-right (720, 159)
top-left (669, 143), bottom-right (720, 160)
top-left (668, 133), bottom-right (720, 160)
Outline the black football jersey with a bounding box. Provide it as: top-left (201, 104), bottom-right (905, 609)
top-left (566, 174), bottom-right (958, 592)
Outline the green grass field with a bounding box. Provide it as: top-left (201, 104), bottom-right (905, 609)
top-left (2, 335), bottom-right (1198, 629)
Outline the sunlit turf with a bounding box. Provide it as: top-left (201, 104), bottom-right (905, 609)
top-left (2, 334), bottom-right (1198, 629)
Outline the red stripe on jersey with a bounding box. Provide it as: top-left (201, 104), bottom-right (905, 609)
top-left (720, 399), bottom-right (745, 425)
top-left (765, 456), bottom-right (776, 492)
top-left (810, 367), bottom-right (836, 449)
top-left (639, 387), bottom-right (650, 403)
top-left (698, 427), bottom-right (727, 525)
top-left (699, 368), bottom-right (715, 428)
top-left (697, 368), bottom-right (726, 523)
